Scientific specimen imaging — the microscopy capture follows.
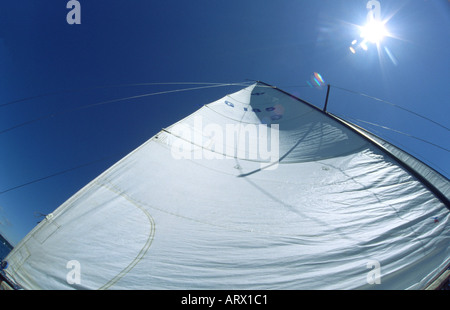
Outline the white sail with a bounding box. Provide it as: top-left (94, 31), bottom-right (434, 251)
top-left (4, 82), bottom-right (449, 289)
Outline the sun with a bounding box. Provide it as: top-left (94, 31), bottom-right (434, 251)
top-left (360, 19), bottom-right (388, 44)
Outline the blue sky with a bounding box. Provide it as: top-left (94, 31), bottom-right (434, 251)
top-left (0, 0), bottom-right (449, 245)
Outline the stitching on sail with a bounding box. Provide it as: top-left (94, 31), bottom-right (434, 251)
top-left (96, 181), bottom-right (156, 290)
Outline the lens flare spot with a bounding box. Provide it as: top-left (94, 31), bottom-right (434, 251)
top-left (307, 72), bottom-right (326, 89)
top-left (314, 72), bottom-right (324, 84)
top-left (384, 46), bottom-right (398, 66)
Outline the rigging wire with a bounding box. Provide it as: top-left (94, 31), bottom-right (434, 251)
top-left (334, 113), bottom-right (450, 153)
top-left (329, 84), bottom-right (450, 132)
top-left (0, 82), bottom-right (250, 135)
top-left (344, 119), bottom-right (450, 178)
top-left (0, 82), bottom-right (251, 109)
top-left (0, 153), bottom-right (124, 196)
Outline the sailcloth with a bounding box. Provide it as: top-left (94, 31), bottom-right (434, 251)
top-left (4, 82), bottom-right (449, 289)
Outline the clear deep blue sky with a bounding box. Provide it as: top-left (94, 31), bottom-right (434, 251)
top-left (0, 0), bottom-right (449, 245)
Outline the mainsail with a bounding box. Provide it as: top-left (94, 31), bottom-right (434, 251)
top-left (3, 82), bottom-right (449, 289)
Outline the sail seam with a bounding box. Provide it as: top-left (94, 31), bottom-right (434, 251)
top-left (96, 181), bottom-right (156, 290)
